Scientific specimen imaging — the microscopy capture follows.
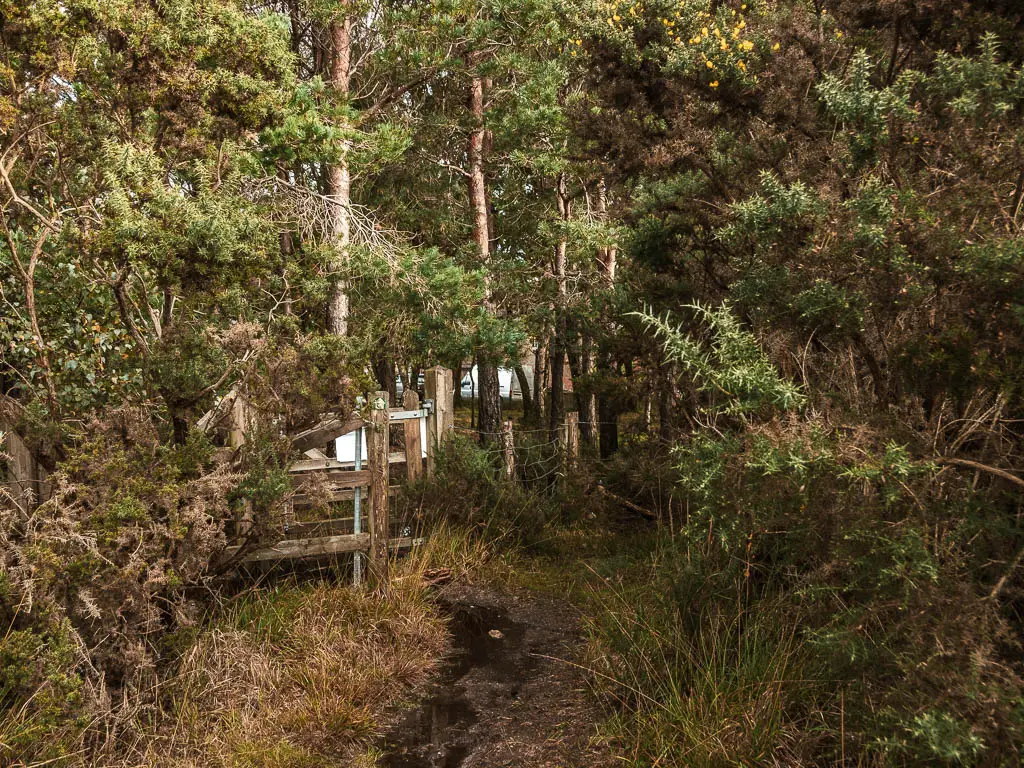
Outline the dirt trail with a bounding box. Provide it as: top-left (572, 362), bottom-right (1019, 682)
top-left (377, 584), bottom-right (615, 768)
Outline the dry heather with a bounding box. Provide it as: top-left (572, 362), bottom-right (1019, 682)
top-left (131, 578), bottom-right (447, 768)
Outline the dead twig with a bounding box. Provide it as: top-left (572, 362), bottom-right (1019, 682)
top-left (932, 457), bottom-right (1024, 490)
top-left (594, 483), bottom-right (658, 521)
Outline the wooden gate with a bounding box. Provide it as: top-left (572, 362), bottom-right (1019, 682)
top-left (226, 366), bottom-right (454, 585)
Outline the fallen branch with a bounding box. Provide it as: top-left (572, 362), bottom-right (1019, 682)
top-left (933, 457), bottom-right (1024, 490)
top-left (595, 483), bottom-right (657, 521)
top-left (989, 546), bottom-right (1024, 601)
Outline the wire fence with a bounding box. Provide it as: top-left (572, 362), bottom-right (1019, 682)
top-left (451, 423), bottom-right (581, 487)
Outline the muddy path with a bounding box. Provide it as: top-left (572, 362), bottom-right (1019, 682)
top-left (377, 585), bottom-right (615, 768)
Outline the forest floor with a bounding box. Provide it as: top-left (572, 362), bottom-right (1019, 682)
top-left (375, 582), bottom-right (616, 768)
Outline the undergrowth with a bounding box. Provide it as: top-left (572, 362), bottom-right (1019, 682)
top-left (420, 417), bottom-right (1024, 767)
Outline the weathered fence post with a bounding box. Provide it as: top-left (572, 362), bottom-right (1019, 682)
top-left (501, 420), bottom-right (515, 480)
top-left (403, 389), bottom-right (424, 482)
top-left (424, 366), bottom-right (453, 474)
top-left (366, 391), bottom-right (390, 587)
top-left (228, 391), bottom-right (249, 450)
top-left (2, 428), bottom-right (48, 512)
top-left (561, 411), bottom-right (579, 476)
top-left (226, 391), bottom-right (255, 537)
top-left (352, 421), bottom-right (365, 586)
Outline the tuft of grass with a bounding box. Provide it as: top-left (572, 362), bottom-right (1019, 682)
top-left (398, 519), bottom-right (504, 583)
top-left (135, 569), bottom-right (448, 767)
top-left (583, 593), bottom-right (812, 767)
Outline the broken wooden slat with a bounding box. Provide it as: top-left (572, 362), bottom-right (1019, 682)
top-left (228, 532), bottom-right (371, 563)
top-left (290, 453), bottom-right (405, 473)
top-left (289, 469), bottom-right (371, 489)
top-left (196, 388), bottom-right (237, 434)
top-left (226, 533), bottom-right (423, 564)
top-left (289, 414), bottom-right (364, 452)
top-left (289, 457), bottom-right (350, 473)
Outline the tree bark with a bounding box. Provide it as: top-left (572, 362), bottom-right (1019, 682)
top-left (467, 55), bottom-right (502, 441)
top-left (451, 357), bottom-right (465, 409)
top-left (513, 364), bottom-right (533, 419)
top-left (372, 353), bottom-right (397, 403)
top-left (579, 338), bottom-right (597, 444)
top-left (594, 176), bottom-right (619, 456)
top-left (549, 172), bottom-right (570, 440)
top-left (327, 15), bottom-right (352, 336)
top-left (532, 336), bottom-right (548, 426)
top-left (596, 177), bottom-right (617, 285)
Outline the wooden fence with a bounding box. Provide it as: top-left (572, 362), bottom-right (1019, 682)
top-left (4, 368), bottom-right (596, 587)
top-left (226, 366), bottom-right (454, 586)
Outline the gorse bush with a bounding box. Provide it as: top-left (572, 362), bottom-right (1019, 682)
top-left (587, 424), bottom-right (1024, 766)
top-left (0, 413), bottom-right (235, 763)
top-left (582, 307), bottom-right (1024, 766)
top-left (0, 406), bottom-right (304, 765)
top-left (634, 303), bottom-right (806, 418)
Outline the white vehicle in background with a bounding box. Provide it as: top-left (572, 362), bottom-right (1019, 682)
top-left (459, 366), bottom-right (524, 400)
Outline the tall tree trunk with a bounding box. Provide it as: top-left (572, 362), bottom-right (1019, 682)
top-left (549, 172), bottom-right (570, 440)
top-left (467, 58), bottom-right (502, 441)
top-left (451, 357), bottom-right (465, 409)
top-left (513, 364), bottom-right (533, 419)
top-left (372, 353), bottom-right (396, 403)
top-left (533, 336), bottom-right (548, 426)
top-left (596, 177), bottom-right (617, 284)
top-left (327, 15), bottom-right (352, 336)
top-left (579, 339), bottom-right (597, 444)
top-left (595, 176), bottom-right (619, 457)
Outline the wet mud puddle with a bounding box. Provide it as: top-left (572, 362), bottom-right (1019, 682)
top-left (378, 602), bottom-right (532, 768)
